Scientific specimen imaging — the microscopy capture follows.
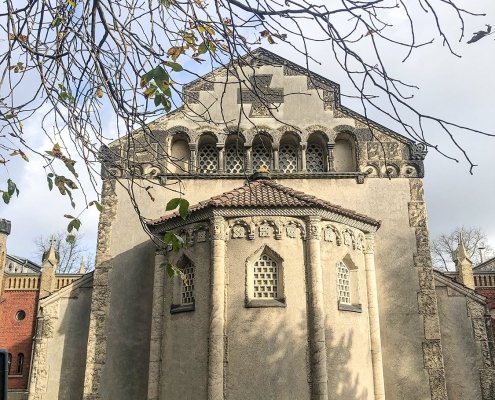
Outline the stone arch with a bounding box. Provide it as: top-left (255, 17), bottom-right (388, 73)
top-left (244, 126), bottom-right (276, 146)
top-left (333, 130), bottom-right (358, 172)
top-left (225, 133), bottom-right (246, 173)
top-left (362, 163), bottom-right (380, 177)
top-left (304, 125), bottom-right (332, 143)
top-left (229, 218), bottom-right (255, 240)
top-left (401, 163), bottom-right (420, 178)
top-left (307, 131), bottom-right (328, 173)
top-left (279, 132), bottom-right (300, 173)
top-left (382, 163), bottom-right (400, 178)
top-left (197, 132), bottom-right (218, 174)
top-left (252, 133), bottom-right (273, 171)
top-left (169, 132), bottom-right (191, 174)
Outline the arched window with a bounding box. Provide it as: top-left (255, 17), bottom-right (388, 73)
top-left (225, 135), bottom-right (245, 173)
top-left (279, 133), bottom-right (299, 173)
top-left (252, 134), bottom-right (272, 171)
top-left (17, 353), bottom-right (24, 375)
top-left (170, 134), bottom-right (191, 173)
top-left (307, 133), bottom-right (327, 173)
top-left (170, 257), bottom-right (196, 313)
top-left (181, 263), bottom-right (195, 306)
top-left (336, 258), bottom-right (362, 312)
top-left (246, 246), bottom-right (285, 307)
top-left (334, 133), bottom-right (357, 172)
top-left (253, 255), bottom-right (279, 299)
top-left (337, 262), bottom-right (351, 305)
top-left (198, 134), bottom-right (218, 174)
top-left (8, 353), bottom-right (12, 375)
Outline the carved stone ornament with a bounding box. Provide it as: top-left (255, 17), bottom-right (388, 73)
top-left (232, 225), bottom-right (246, 239)
top-left (410, 143), bottom-right (428, 160)
top-left (210, 216), bottom-right (226, 240)
top-left (324, 228), bottom-right (334, 242)
top-left (259, 225), bottom-right (270, 237)
top-left (364, 234), bottom-right (374, 254)
top-left (286, 226), bottom-right (297, 238)
top-left (307, 218), bottom-right (321, 240)
top-left (343, 230), bottom-right (352, 246)
top-left (196, 230), bottom-right (207, 242)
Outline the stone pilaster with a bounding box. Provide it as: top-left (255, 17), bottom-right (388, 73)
top-left (217, 144), bottom-right (225, 173)
top-left (189, 143), bottom-right (197, 172)
top-left (245, 146), bottom-right (253, 173)
top-left (300, 141), bottom-right (307, 172)
top-left (272, 144), bottom-right (280, 172)
top-left (0, 218), bottom-right (11, 297)
top-left (147, 252), bottom-right (166, 400)
top-left (83, 179), bottom-right (118, 400)
top-left (364, 234), bottom-right (385, 400)
top-left (305, 216), bottom-right (328, 400)
top-left (409, 178), bottom-right (448, 400)
top-left (208, 216), bottom-right (226, 400)
top-left (327, 143), bottom-right (335, 172)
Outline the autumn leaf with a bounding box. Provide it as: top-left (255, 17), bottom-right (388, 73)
top-left (167, 46), bottom-right (184, 61)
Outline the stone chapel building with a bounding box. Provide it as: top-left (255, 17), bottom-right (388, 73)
top-left (19, 48), bottom-right (495, 399)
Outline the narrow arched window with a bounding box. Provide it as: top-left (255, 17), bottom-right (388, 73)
top-left (334, 135), bottom-right (357, 172)
top-left (306, 142), bottom-right (325, 172)
top-left (279, 133), bottom-right (299, 173)
top-left (252, 134), bottom-right (272, 171)
top-left (8, 353), bottom-right (12, 375)
top-left (225, 141), bottom-right (245, 173)
top-left (198, 134), bottom-right (218, 174)
top-left (181, 263), bottom-right (195, 306)
top-left (170, 135), bottom-right (191, 173)
top-left (253, 255), bottom-right (278, 299)
top-left (17, 353), bottom-right (24, 375)
top-left (337, 262), bottom-right (351, 305)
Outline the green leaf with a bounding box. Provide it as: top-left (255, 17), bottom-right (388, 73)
top-left (67, 218), bottom-right (81, 233)
top-left (7, 179), bottom-right (18, 196)
top-left (89, 200), bottom-right (103, 212)
top-left (164, 61), bottom-right (183, 72)
top-left (166, 198), bottom-right (181, 211)
top-left (178, 199), bottom-right (189, 219)
top-left (47, 176), bottom-right (53, 191)
top-left (2, 192), bottom-right (10, 204)
top-left (164, 263), bottom-right (183, 278)
top-left (162, 97), bottom-right (171, 112)
top-left (154, 93), bottom-right (162, 107)
top-left (66, 234), bottom-right (76, 244)
top-left (197, 42), bottom-right (208, 55)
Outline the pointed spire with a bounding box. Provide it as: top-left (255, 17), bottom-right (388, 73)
top-left (456, 232), bottom-right (471, 262)
top-left (45, 234), bottom-right (58, 266)
top-left (78, 257), bottom-right (86, 274)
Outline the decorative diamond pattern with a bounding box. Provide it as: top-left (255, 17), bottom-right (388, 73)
top-left (253, 255), bottom-right (278, 298)
top-left (252, 143), bottom-right (272, 171)
top-left (181, 264), bottom-right (195, 305)
top-left (225, 144), bottom-right (245, 173)
top-left (279, 144), bottom-right (298, 173)
top-left (337, 262), bottom-right (351, 305)
top-left (198, 144), bottom-right (218, 173)
top-left (307, 143), bottom-right (325, 173)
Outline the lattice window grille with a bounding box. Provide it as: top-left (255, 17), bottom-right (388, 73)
top-left (337, 262), bottom-right (351, 305)
top-left (253, 255), bottom-right (278, 299)
top-left (279, 144), bottom-right (298, 173)
top-left (181, 264), bottom-right (195, 305)
top-left (252, 143), bottom-right (272, 171)
top-left (225, 145), bottom-right (245, 173)
top-left (198, 144), bottom-right (218, 173)
top-left (307, 143), bottom-right (325, 173)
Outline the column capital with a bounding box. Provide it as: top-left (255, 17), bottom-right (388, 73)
top-left (189, 143), bottom-right (198, 151)
top-left (306, 216), bottom-right (322, 240)
top-left (364, 233), bottom-right (375, 254)
top-left (210, 216), bottom-right (226, 241)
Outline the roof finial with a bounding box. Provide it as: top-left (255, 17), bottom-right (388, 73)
top-left (43, 234), bottom-right (58, 266)
top-left (78, 257), bottom-right (86, 274)
top-left (248, 165), bottom-right (271, 181)
top-left (457, 232), bottom-right (469, 260)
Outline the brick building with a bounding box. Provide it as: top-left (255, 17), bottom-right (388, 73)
top-left (0, 219), bottom-right (84, 400)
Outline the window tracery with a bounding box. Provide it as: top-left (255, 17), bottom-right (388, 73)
top-left (279, 143), bottom-right (298, 173)
top-left (225, 144), bottom-right (245, 173)
top-left (307, 142), bottom-right (325, 173)
top-left (198, 143), bottom-right (218, 173)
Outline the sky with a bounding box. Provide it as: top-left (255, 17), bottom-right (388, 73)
top-left (1, 1), bottom-right (494, 265)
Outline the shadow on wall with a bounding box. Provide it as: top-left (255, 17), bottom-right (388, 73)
top-left (227, 309), bottom-right (368, 400)
top-left (54, 240), bottom-right (155, 400)
top-left (56, 277), bottom-right (92, 400)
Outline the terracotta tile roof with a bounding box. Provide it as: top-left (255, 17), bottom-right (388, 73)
top-left (148, 179), bottom-right (380, 227)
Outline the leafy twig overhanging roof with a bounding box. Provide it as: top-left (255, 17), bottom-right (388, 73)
top-left (147, 179), bottom-right (380, 228)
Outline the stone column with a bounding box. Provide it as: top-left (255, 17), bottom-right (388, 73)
top-left (217, 144), bottom-right (225, 173)
top-left (300, 142), bottom-right (307, 172)
top-left (327, 143), bottom-right (335, 172)
top-left (208, 216), bottom-right (226, 400)
top-left (245, 146), bottom-right (253, 173)
top-left (364, 234), bottom-right (385, 400)
top-left (189, 143), bottom-right (198, 172)
top-left (147, 251), bottom-right (166, 400)
top-left (272, 144), bottom-right (280, 172)
top-left (306, 216), bottom-right (328, 399)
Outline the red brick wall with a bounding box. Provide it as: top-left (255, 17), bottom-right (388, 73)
top-left (0, 290), bottom-right (39, 390)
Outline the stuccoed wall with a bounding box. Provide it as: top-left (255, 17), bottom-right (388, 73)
top-left (91, 175), bottom-right (432, 399)
top-left (435, 286), bottom-right (483, 399)
top-left (159, 241), bottom-right (210, 399)
top-left (226, 231), bottom-right (310, 400)
top-left (28, 277), bottom-right (92, 400)
top-left (320, 237), bottom-right (374, 399)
